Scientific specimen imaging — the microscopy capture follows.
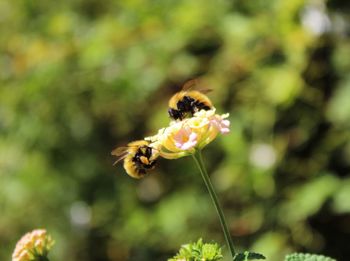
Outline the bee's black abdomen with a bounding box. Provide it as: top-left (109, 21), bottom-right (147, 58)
top-left (194, 101), bottom-right (211, 111)
top-left (178, 96), bottom-right (195, 112)
top-left (169, 95), bottom-right (211, 120)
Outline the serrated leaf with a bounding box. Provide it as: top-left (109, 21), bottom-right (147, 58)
top-left (247, 253), bottom-right (266, 259)
top-left (233, 251), bottom-right (266, 261)
top-left (284, 252), bottom-right (337, 261)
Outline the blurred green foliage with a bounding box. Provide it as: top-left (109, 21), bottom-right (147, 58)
top-left (1, 0), bottom-right (350, 260)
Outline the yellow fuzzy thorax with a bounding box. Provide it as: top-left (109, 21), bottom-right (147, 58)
top-left (168, 90), bottom-right (212, 109)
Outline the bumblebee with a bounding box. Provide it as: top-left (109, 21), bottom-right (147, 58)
top-left (168, 79), bottom-right (213, 121)
top-left (111, 140), bottom-right (158, 179)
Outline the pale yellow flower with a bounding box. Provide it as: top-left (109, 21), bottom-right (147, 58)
top-left (147, 109), bottom-right (230, 159)
top-left (12, 229), bottom-right (54, 261)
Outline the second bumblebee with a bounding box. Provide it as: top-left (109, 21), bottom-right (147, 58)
top-left (111, 140), bottom-right (158, 179)
top-left (168, 79), bottom-right (213, 121)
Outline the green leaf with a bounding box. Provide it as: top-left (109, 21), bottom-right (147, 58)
top-left (284, 253), bottom-right (337, 261)
top-left (233, 251), bottom-right (266, 261)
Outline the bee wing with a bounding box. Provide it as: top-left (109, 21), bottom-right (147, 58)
top-left (111, 147), bottom-right (129, 166)
top-left (113, 154), bottom-right (128, 166)
top-left (111, 146), bottom-right (128, 156)
top-left (182, 79), bottom-right (200, 91)
top-left (198, 88), bottom-right (213, 94)
top-left (182, 79), bottom-right (213, 94)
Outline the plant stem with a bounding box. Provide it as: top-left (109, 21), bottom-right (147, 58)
top-left (192, 150), bottom-right (236, 258)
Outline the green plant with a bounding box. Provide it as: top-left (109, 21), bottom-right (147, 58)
top-left (168, 238), bottom-right (223, 261)
top-left (284, 253), bottom-right (337, 261)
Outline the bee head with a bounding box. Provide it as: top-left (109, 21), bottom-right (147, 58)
top-left (168, 108), bottom-right (183, 120)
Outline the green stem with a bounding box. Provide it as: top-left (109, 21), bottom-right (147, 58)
top-left (192, 150), bottom-right (236, 258)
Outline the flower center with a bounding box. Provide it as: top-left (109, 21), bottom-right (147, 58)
top-left (181, 135), bottom-right (189, 143)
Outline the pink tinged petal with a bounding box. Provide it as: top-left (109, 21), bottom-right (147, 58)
top-left (220, 119), bottom-right (230, 134)
top-left (174, 128), bottom-right (198, 151)
top-left (209, 119), bottom-right (221, 130)
top-left (210, 116), bottom-right (230, 134)
top-left (188, 132), bottom-right (197, 141)
top-left (178, 141), bottom-right (197, 150)
top-left (179, 133), bottom-right (198, 150)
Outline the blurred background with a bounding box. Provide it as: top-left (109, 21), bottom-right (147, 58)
top-left (1, 0), bottom-right (350, 260)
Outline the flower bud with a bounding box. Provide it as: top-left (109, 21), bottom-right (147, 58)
top-left (12, 229), bottom-right (54, 261)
